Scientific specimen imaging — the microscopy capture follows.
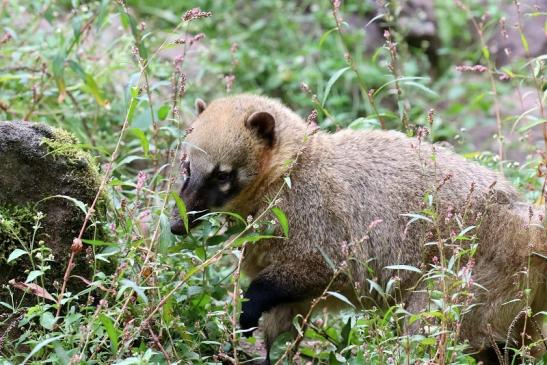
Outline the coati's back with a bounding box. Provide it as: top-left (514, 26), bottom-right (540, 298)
top-left (269, 127), bottom-right (522, 287)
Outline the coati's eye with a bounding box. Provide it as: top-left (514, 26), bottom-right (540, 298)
top-left (216, 170), bottom-right (231, 182)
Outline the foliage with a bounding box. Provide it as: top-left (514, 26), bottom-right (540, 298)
top-left (0, 0), bottom-right (545, 364)
top-left (0, 205), bottom-right (37, 263)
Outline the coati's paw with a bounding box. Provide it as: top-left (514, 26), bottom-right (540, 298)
top-left (240, 300), bottom-right (261, 337)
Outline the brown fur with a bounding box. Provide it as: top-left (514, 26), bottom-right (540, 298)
top-left (171, 94), bottom-right (547, 362)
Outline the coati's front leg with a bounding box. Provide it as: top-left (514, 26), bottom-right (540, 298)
top-left (240, 263), bottom-right (331, 363)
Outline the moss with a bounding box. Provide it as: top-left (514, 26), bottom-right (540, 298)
top-left (42, 128), bottom-right (101, 183)
top-left (0, 204), bottom-right (36, 263)
top-left (40, 127), bottom-right (102, 192)
top-left (41, 126), bottom-right (110, 211)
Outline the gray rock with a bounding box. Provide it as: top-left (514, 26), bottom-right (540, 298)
top-left (0, 121), bottom-right (103, 307)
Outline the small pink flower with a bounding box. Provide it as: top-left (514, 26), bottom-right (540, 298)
top-left (300, 82), bottom-right (312, 94)
top-left (182, 8), bottom-right (212, 22)
top-left (367, 219), bottom-right (383, 231)
top-left (306, 109), bottom-right (318, 126)
top-left (136, 171), bottom-right (147, 191)
top-left (224, 74), bottom-right (236, 93)
top-left (455, 64), bottom-right (488, 73)
top-left (174, 55), bottom-right (184, 67)
top-left (340, 240), bottom-right (349, 257)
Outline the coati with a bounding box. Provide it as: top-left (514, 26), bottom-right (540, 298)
top-left (170, 94), bottom-right (547, 364)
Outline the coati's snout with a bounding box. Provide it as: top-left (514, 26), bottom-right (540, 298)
top-left (170, 210), bottom-right (205, 235)
top-left (169, 158), bottom-right (240, 235)
top-left (170, 97), bottom-right (277, 236)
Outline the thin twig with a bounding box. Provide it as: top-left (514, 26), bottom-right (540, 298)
top-left (488, 323), bottom-right (506, 365)
top-left (147, 325), bottom-right (171, 363)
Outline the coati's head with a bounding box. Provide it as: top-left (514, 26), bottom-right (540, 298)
top-left (170, 94), bottom-right (307, 235)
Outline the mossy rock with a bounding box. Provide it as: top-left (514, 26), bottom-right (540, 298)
top-left (0, 121), bottom-right (105, 308)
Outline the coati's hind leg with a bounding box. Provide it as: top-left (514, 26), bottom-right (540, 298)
top-left (403, 289), bottom-right (429, 335)
top-left (260, 302), bottom-right (310, 364)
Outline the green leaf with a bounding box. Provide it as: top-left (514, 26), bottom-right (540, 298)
top-left (40, 311), bottom-right (56, 330)
top-left (366, 279), bottom-right (385, 296)
top-left (482, 46), bottom-right (490, 61)
top-left (533, 59), bottom-right (541, 78)
top-left (54, 342), bottom-right (70, 364)
top-left (268, 332), bottom-right (294, 364)
top-left (284, 176), bottom-right (292, 189)
top-left (520, 33), bottom-right (529, 53)
top-left (384, 264), bottom-right (422, 273)
top-left (7, 248), bottom-right (27, 263)
top-left (72, 16), bottom-right (82, 44)
top-left (271, 207), bottom-right (289, 237)
top-left (400, 213), bottom-right (433, 224)
top-left (96, 0), bottom-right (110, 31)
top-left (68, 60), bottom-right (106, 106)
top-left (81, 239), bottom-right (119, 247)
top-left (171, 192), bottom-right (188, 234)
top-left (22, 335), bottom-right (64, 365)
top-left (115, 155), bottom-right (146, 168)
top-left (326, 291), bottom-right (355, 309)
top-left (117, 279), bottom-right (149, 304)
top-left (127, 87), bottom-right (140, 122)
top-left (373, 76), bottom-right (429, 97)
top-left (26, 270), bottom-right (43, 283)
top-left (420, 337), bottom-right (437, 346)
top-left (158, 213), bottom-right (173, 254)
top-left (348, 117), bottom-right (380, 130)
top-left (232, 234), bottom-right (276, 248)
top-left (44, 195), bottom-right (87, 215)
top-left (120, 11), bottom-right (130, 30)
top-left (322, 67), bottom-right (351, 106)
top-left (157, 104), bottom-right (170, 120)
top-left (201, 211), bottom-right (247, 226)
top-left (510, 106), bottom-right (539, 132)
top-left (329, 351), bottom-right (346, 364)
top-left (129, 128), bottom-right (149, 157)
top-left (130, 85), bottom-right (139, 98)
top-left (339, 317), bottom-right (352, 349)
top-left (315, 244), bottom-right (336, 271)
top-left (162, 296), bottom-right (175, 325)
top-left (518, 118), bottom-right (546, 133)
top-left (319, 27), bottom-right (337, 47)
top-left (99, 313), bottom-right (119, 352)
top-left (83, 73), bottom-right (106, 106)
top-left (67, 59), bottom-right (86, 78)
top-left (402, 81), bottom-right (438, 97)
top-left (52, 54), bottom-right (67, 101)
top-left (52, 54), bottom-right (65, 80)
top-left (456, 225), bottom-right (476, 238)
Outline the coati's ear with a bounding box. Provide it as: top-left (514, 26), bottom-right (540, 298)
top-left (195, 98), bottom-right (207, 115)
top-left (245, 111), bottom-right (275, 146)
